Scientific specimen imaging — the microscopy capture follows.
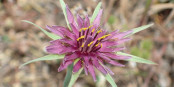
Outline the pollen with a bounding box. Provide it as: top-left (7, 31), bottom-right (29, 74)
top-left (88, 41), bottom-right (94, 47)
top-left (100, 44), bottom-right (102, 48)
top-left (97, 30), bottom-right (102, 33)
top-left (77, 35), bottom-right (85, 41)
top-left (88, 25), bottom-right (93, 29)
top-left (98, 34), bottom-right (111, 40)
top-left (92, 28), bottom-right (95, 33)
top-left (81, 43), bottom-right (85, 47)
top-left (95, 42), bottom-right (100, 47)
top-left (82, 28), bottom-right (88, 31)
top-left (80, 28), bottom-right (87, 32)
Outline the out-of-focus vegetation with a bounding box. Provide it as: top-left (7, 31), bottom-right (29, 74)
top-left (0, 0), bottom-right (174, 87)
top-left (131, 39), bottom-right (153, 59)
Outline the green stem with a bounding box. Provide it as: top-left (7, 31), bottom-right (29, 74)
top-left (63, 64), bottom-right (73, 87)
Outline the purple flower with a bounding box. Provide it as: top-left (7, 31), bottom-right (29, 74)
top-left (46, 6), bottom-right (132, 81)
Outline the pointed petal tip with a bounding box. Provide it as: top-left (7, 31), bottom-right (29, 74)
top-left (93, 79), bottom-right (97, 82)
top-left (120, 65), bottom-right (125, 67)
top-left (65, 4), bottom-right (69, 8)
top-left (46, 25), bottom-right (51, 29)
top-left (58, 67), bottom-right (61, 72)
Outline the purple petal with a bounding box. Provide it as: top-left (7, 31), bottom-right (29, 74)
top-left (84, 15), bottom-right (90, 27)
top-left (102, 41), bottom-right (115, 47)
top-left (47, 44), bottom-right (75, 54)
top-left (84, 65), bottom-right (88, 75)
top-left (76, 14), bottom-right (84, 29)
top-left (99, 48), bottom-right (114, 52)
top-left (92, 58), bottom-right (107, 74)
top-left (103, 29), bottom-right (120, 41)
top-left (88, 63), bottom-right (96, 81)
top-left (98, 54), bottom-right (112, 62)
top-left (60, 47), bottom-right (76, 54)
top-left (97, 59), bottom-right (114, 75)
top-left (108, 60), bottom-right (125, 67)
top-left (58, 27), bottom-right (76, 40)
top-left (104, 66), bottom-right (114, 75)
top-left (116, 38), bottom-right (131, 45)
top-left (83, 56), bottom-right (90, 67)
top-left (50, 40), bottom-right (62, 45)
top-left (112, 30), bottom-right (132, 39)
top-left (93, 9), bottom-right (103, 26)
top-left (58, 60), bottom-right (73, 72)
top-left (99, 47), bottom-right (125, 52)
top-left (101, 53), bottom-right (131, 60)
top-left (64, 53), bottom-right (79, 61)
top-left (46, 25), bottom-right (66, 37)
top-left (70, 23), bottom-right (79, 36)
top-left (46, 25), bottom-right (76, 40)
top-left (73, 60), bottom-right (82, 72)
top-left (59, 39), bottom-right (76, 47)
top-left (46, 45), bottom-right (63, 54)
top-left (66, 5), bottom-right (77, 26)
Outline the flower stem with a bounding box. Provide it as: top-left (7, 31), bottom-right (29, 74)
top-left (63, 64), bottom-right (73, 87)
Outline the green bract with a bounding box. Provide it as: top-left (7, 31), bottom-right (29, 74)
top-left (19, 54), bottom-right (64, 68)
top-left (22, 20), bottom-right (61, 40)
top-left (117, 52), bottom-right (156, 64)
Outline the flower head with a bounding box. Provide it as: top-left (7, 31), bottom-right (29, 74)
top-left (46, 5), bottom-right (132, 81)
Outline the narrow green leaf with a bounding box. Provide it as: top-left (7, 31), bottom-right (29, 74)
top-left (22, 20), bottom-right (61, 40)
top-left (105, 74), bottom-right (117, 87)
top-left (126, 23), bottom-right (154, 37)
top-left (19, 54), bottom-right (64, 68)
top-left (90, 2), bottom-right (102, 23)
top-left (64, 64), bottom-right (73, 87)
top-left (68, 68), bottom-right (83, 87)
top-left (59, 0), bottom-right (71, 29)
top-left (117, 52), bottom-right (156, 64)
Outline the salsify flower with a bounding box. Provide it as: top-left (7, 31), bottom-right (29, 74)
top-left (46, 5), bottom-right (132, 81)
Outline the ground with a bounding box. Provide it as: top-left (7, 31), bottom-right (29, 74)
top-left (0, 0), bottom-right (174, 87)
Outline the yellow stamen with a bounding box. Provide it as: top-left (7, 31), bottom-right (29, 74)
top-left (82, 28), bottom-right (88, 30)
top-left (88, 41), bottom-right (94, 47)
top-left (77, 35), bottom-right (85, 41)
top-left (81, 43), bottom-right (85, 47)
top-left (98, 34), bottom-right (111, 40)
top-left (79, 28), bottom-right (87, 32)
top-left (92, 28), bottom-right (95, 33)
top-left (88, 25), bottom-right (93, 29)
top-left (80, 25), bottom-right (94, 32)
top-left (95, 42), bottom-right (100, 47)
top-left (79, 28), bottom-right (83, 32)
top-left (97, 30), bottom-right (102, 33)
top-left (100, 44), bottom-right (102, 48)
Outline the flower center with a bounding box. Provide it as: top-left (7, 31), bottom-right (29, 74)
top-left (76, 25), bottom-right (111, 53)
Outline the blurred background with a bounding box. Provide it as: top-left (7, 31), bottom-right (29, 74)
top-left (0, 0), bottom-right (174, 87)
